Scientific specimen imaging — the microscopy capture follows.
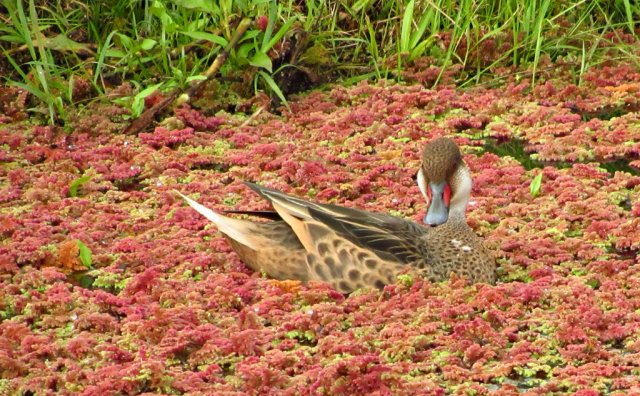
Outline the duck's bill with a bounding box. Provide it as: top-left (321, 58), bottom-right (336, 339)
top-left (424, 181), bottom-right (449, 225)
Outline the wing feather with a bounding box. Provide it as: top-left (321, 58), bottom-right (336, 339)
top-left (245, 182), bottom-right (428, 264)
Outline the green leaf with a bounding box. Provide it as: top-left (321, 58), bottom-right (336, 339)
top-left (105, 48), bottom-right (126, 58)
top-left (69, 173), bottom-right (91, 197)
top-left (365, 15), bottom-right (379, 62)
top-left (9, 81), bottom-right (48, 102)
top-left (249, 50), bottom-right (272, 72)
top-left (115, 32), bottom-right (134, 51)
top-left (131, 83), bottom-right (163, 117)
top-left (186, 75), bottom-right (207, 83)
top-left (257, 71), bottom-right (288, 110)
top-left (300, 43), bottom-right (330, 65)
top-left (409, 37), bottom-right (434, 60)
top-left (530, 172), bottom-right (543, 197)
top-left (351, 0), bottom-right (374, 12)
top-left (0, 34), bottom-right (25, 44)
top-left (261, 1), bottom-right (277, 50)
top-left (43, 34), bottom-right (93, 54)
top-left (172, 0), bottom-right (217, 13)
top-left (94, 30), bottom-right (118, 84)
top-left (76, 240), bottom-right (93, 269)
top-left (411, 7), bottom-right (433, 50)
top-left (286, 330), bottom-right (302, 339)
top-left (397, 274), bottom-right (414, 287)
top-left (140, 38), bottom-right (158, 51)
top-left (236, 42), bottom-right (254, 61)
top-left (181, 31), bottom-right (228, 47)
top-left (240, 30), bottom-right (261, 43)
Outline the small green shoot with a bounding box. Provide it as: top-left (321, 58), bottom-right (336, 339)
top-left (76, 240), bottom-right (93, 269)
top-left (530, 172), bottom-right (543, 198)
top-left (68, 174), bottom-right (91, 197)
top-left (586, 278), bottom-right (600, 289)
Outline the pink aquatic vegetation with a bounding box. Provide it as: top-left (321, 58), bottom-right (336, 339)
top-left (483, 67), bottom-right (640, 166)
top-left (2, 59), bottom-right (640, 394)
top-left (139, 127), bottom-right (195, 148)
top-left (174, 105), bottom-right (225, 131)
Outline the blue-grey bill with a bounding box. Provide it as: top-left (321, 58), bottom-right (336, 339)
top-left (424, 181), bottom-right (449, 225)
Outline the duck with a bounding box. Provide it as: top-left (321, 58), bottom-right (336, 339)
top-left (176, 137), bottom-right (496, 293)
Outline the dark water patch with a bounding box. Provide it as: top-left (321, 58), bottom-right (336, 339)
top-left (482, 138), bottom-right (543, 170)
top-left (114, 176), bottom-right (144, 192)
top-left (67, 271), bottom-right (121, 295)
top-left (616, 249), bottom-right (638, 260)
top-left (598, 159), bottom-right (640, 177)
top-left (483, 138), bottom-right (640, 177)
top-left (617, 195), bottom-right (633, 212)
top-left (68, 271), bottom-right (98, 289)
top-left (190, 162), bottom-right (230, 172)
top-left (567, 102), bottom-right (640, 121)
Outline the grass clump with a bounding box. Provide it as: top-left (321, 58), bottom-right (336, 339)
top-left (1, 0), bottom-right (638, 123)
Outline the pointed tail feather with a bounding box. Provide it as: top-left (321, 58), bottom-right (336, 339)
top-left (174, 190), bottom-right (258, 249)
top-left (244, 181), bottom-right (317, 220)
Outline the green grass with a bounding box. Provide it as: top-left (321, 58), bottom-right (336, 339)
top-left (1, 0), bottom-right (638, 123)
top-left (1, 0), bottom-right (68, 123)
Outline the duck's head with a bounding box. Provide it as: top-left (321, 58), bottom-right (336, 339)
top-left (417, 137), bottom-right (472, 226)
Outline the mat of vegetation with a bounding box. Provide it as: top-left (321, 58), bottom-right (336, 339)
top-left (1, 60), bottom-right (640, 394)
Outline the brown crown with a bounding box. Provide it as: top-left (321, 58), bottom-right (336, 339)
top-left (421, 137), bottom-right (463, 182)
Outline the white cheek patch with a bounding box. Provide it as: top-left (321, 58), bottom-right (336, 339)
top-left (417, 168), bottom-right (428, 201)
top-left (450, 165), bottom-right (472, 211)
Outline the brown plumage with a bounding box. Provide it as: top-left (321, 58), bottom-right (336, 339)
top-left (176, 137), bottom-right (496, 293)
top-left (421, 137), bottom-right (463, 183)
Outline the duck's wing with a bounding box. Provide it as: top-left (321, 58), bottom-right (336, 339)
top-left (306, 204), bottom-right (429, 264)
top-left (244, 182), bottom-right (429, 265)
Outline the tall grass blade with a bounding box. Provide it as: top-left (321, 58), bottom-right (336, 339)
top-left (531, 0), bottom-right (551, 85)
top-left (621, 0), bottom-right (635, 35)
top-left (94, 30), bottom-right (118, 85)
top-left (365, 15), bottom-right (381, 78)
top-left (400, 0), bottom-right (414, 53)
